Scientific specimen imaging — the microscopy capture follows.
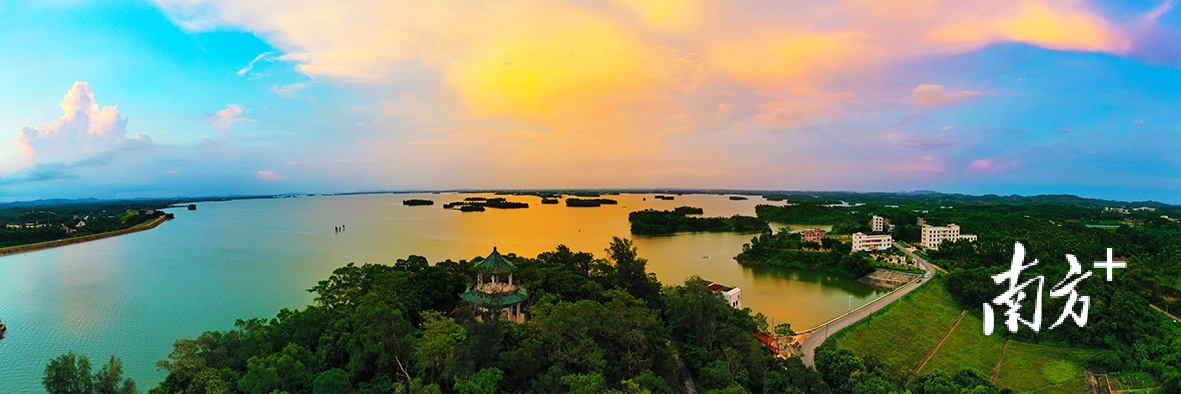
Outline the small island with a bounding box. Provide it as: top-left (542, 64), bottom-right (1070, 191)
top-left (654, 195), bottom-right (675, 200)
top-left (541, 197), bottom-right (559, 204)
top-left (459, 204), bottom-right (485, 212)
top-left (402, 199), bottom-right (434, 206)
top-left (565, 198), bottom-right (619, 207)
top-left (729, 196), bottom-right (748, 201)
top-left (628, 207), bottom-right (768, 235)
top-left (444, 197), bottom-right (529, 211)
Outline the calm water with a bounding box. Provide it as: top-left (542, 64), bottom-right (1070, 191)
top-left (0, 193), bottom-right (882, 392)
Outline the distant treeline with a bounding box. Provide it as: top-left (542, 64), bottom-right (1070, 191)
top-left (445, 198), bottom-right (529, 210)
top-left (0, 210), bottom-right (166, 249)
top-left (566, 198), bottom-right (618, 207)
top-left (402, 199), bottom-right (434, 206)
top-left (628, 208), bottom-right (768, 235)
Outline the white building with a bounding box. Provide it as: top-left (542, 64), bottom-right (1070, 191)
top-left (921, 224), bottom-right (977, 250)
top-left (871, 215), bottom-right (885, 232)
top-left (708, 282), bottom-right (742, 309)
top-left (852, 232), bottom-right (893, 252)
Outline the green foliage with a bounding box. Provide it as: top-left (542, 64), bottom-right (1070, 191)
top-left (453, 367), bottom-right (502, 394)
top-left (312, 368), bottom-right (354, 394)
top-left (43, 351), bottom-right (136, 394)
top-left (736, 231), bottom-right (874, 278)
top-left (628, 209), bottom-right (768, 235)
top-left (148, 242), bottom-right (807, 393)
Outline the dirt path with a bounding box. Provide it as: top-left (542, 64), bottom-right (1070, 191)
top-left (913, 309), bottom-right (968, 376)
top-left (991, 340), bottom-right (1010, 384)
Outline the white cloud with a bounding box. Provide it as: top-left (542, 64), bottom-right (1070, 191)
top-left (236, 52), bottom-right (272, 77)
top-left (15, 81), bottom-right (128, 164)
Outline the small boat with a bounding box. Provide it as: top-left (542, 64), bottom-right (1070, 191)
top-left (1, 318), bottom-right (6, 336)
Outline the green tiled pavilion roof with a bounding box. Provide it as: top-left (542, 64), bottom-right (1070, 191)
top-left (473, 247), bottom-right (516, 273)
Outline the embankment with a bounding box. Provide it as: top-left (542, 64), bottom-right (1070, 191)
top-left (0, 215), bottom-right (170, 257)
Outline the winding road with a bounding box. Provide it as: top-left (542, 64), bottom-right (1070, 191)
top-left (800, 242), bottom-right (936, 366)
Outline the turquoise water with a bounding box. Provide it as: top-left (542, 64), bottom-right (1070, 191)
top-left (0, 193), bottom-right (882, 392)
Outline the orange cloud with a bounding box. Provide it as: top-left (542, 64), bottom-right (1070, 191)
top-left (709, 31), bottom-right (869, 88)
top-left (444, 14), bottom-right (652, 122)
top-left (611, 0), bottom-right (707, 31)
top-left (929, 2), bottom-right (1129, 53)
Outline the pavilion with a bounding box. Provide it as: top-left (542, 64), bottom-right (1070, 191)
top-left (460, 247), bottom-right (528, 322)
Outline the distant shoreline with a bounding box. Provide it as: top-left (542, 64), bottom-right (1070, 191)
top-left (0, 215), bottom-right (170, 258)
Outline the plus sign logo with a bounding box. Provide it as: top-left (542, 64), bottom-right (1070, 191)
top-left (1094, 248), bottom-right (1127, 282)
top-left (983, 243), bottom-right (1126, 335)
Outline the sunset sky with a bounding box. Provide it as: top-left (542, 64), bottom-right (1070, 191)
top-left (2, 1), bottom-right (1179, 202)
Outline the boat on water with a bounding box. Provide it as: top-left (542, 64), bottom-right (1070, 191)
top-left (1, 318), bottom-right (7, 336)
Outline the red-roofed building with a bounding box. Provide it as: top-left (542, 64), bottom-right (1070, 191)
top-left (706, 281), bottom-right (742, 309)
top-left (753, 332), bottom-right (779, 357)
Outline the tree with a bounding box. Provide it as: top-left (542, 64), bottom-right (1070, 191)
top-left (453, 367), bottom-right (503, 394)
top-left (313, 368), bottom-right (355, 394)
top-left (606, 237), bottom-right (663, 306)
top-left (413, 311), bottom-right (465, 385)
top-left (561, 372), bottom-right (612, 394)
top-left (94, 356), bottom-right (137, 394)
top-left (44, 351), bottom-right (93, 394)
top-left (43, 351), bottom-right (136, 394)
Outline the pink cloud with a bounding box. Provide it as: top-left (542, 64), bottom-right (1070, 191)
top-left (751, 88), bottom-right (852, 128)
top-left (257, 170), bottom-right (286, 181)
top-left (15, 81), bottom-right (129, 164)
top-left (968, 158), bottom-right (1020, 173)
top-left (911, 84), bottom-right (986, 108)
top-left (892, 155), bottom-right (945, 173)
top-left (208, 104), bottom-right (254, 130)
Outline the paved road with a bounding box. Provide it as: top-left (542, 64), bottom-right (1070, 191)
top-left (800, 242), bottom-right (935, 366)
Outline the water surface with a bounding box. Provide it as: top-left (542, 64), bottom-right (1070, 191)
top-left (0, 193), bottom-right (882, 392)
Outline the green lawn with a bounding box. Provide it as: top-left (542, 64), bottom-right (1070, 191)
top-left (994, 341), bottom-right (1102, 393)
top-left (829, 274), bottom-right (963, 372)
top-left (832, 273), bottom-right (1114, 393)
top-left (921, 312), bottom-right (1006, 377)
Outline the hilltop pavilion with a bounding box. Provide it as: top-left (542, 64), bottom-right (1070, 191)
top-left (460, 247), bottom-right (528, 322)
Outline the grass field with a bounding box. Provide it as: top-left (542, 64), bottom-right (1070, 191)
top-left (829, 274), bottom-right (963, 372)
top-left (994, 341), bottom-right (1102, 393)
top-left (921, 312), bottom-right (1005, 377)
top-left (831, 272), bottom-right (1114, 393)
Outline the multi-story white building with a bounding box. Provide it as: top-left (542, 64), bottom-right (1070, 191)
top-left (708, 282), bottom-right (742, 308)
top-left (921, 224), bottom-right (977, 250)
top-left (871, 215), bottom-right (885, 232)
top-left (852, 232), bottom-right (893, 252)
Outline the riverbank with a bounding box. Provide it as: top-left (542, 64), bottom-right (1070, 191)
top-left (0, 215), bottom-right (170, 257)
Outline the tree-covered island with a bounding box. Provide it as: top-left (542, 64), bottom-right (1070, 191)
top-left (628, 207), bottom-right (768, 236)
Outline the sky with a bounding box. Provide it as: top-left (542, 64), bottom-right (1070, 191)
top-left (1, 0), bottom-right (1179, 203)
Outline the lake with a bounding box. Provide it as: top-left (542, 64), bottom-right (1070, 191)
top-left (0, 193), bottom-right (883, 392)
